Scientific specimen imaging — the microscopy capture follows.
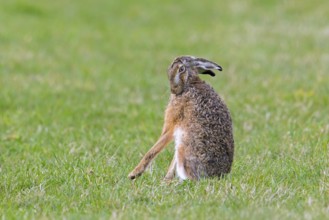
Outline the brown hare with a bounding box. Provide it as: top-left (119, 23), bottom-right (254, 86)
top-left (128, 56), bottom-right (234, 181)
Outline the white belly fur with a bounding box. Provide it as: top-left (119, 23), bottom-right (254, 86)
top-left (173, 127), bottom-right (187, 180)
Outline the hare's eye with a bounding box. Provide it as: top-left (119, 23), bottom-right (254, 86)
top-left (178, 66), bottom-right (186, 73)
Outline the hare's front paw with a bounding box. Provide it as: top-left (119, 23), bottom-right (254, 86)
top-left (128, 172), bottom-right (136, 180)
top-left (163, 176), bottom-right (174, 184)
top-left (128, 169), bottom-right (141, 180)
top-left (163, 172), bottom-right (175, 181)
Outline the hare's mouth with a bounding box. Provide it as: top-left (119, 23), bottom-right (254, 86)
top-left (171, 85), bottom-right (184, 95)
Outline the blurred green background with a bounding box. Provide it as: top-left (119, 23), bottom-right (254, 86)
top-left (0, 0), bottom-right (328, 219)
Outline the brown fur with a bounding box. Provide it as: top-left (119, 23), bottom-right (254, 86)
top-left (128, 56), bottom-right (234, 181)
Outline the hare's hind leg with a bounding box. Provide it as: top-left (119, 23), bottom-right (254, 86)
top-left (175, 144), bottom-right (199, 181)
top-left (183, 159), bottom-right (199, 180)
top-left (164, 157), bottom-right (176, 181)
top-left (175, 144), bottom-right (189, 180)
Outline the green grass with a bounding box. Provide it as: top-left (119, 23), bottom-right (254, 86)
top-left (1, 0), bottom-right (329, 219)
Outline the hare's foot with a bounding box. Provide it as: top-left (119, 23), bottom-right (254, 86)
top-left (163, 157), bottom-right (176, 181)
top-left (128, 168), bottom-right (143, 180)
top-left (164, 173), bottom-right (175, 181)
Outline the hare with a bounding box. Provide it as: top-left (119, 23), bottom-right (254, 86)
top-left (128, 56), bottom-right (234, 181)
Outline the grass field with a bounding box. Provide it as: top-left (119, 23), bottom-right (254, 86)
top-left (1, 0), bottom-right (329, 219)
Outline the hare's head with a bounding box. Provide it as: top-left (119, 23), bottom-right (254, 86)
top-left (167, 56), bottom-right (222, 95)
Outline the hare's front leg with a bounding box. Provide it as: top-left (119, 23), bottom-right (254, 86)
top-left (128, 131), bottom-right (173, 179)
top-left (164, 156), bottom-right (176, 181)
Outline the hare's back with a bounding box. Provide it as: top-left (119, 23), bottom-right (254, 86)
top-left (187, 84), bottom-right (232, 134)
top-left (184, 84), bottom-right (234, 164)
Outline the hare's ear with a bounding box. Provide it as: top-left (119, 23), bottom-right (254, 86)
top-left (192, 58), bottom-right (222, 77)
